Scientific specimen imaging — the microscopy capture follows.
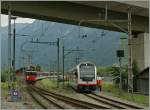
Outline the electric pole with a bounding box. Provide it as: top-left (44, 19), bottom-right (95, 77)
top-left (62, 45), bottom-right (86, 87)
top-left (62, 44), bottom-right (65, 87)
top-left (12, 16), bottom-right (17, 84)
top-left (57, 38), bottom-right (60, 87)
top-left (30, 39), bottom-right (60, 87)
top-left (78, 6), bottom-right (133, 93)
top-left (119, 58), bottom-right (122, 89)
top-left (128, 8), bottom-right (133, 93)
top-left (8, 9), bottom-right (11, 91)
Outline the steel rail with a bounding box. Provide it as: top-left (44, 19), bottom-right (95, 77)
top-left (91, 93), bottom-right (143, 109)
top-left (33, 86), bottom-right (94, 109)
top-left (32, 88), bottom-right (66, 109)
top-left (27, 87), bottom-right (47, 109)
top-left (33, 86), bottom-right (110, 109)
top-left (27, 86), bottom-right (65, 109)
top-left (71, 86), bottom-right (143, 109)
top-left (84, 94), bottom-right (126, 109)
top-left (31, 86), bottom-right (91, 109)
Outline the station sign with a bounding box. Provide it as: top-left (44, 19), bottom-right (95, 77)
top-left (11, 90), bottom-right (21, 101)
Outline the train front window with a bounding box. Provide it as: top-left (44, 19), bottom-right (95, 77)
top-left (79, 64), bottom-right (95, 78)
top-left (26, 71), bottom-right (37, 76)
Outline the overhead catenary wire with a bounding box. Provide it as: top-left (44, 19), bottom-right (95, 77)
top-left (9, 14), bottom-right (129, 75)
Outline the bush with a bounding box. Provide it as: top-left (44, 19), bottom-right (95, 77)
top-left (1, 70), bottom-right (9, 82)
top-left (36, 64), bottom-right (42, 71)
top-left (97, 67), bottom-right (113, 76)
top-left (111, 65), bottom-right (128, 89)
top-left (98, 62), bottom-right (140, 91)
top-left (103, 83), bottom-right (115, 92)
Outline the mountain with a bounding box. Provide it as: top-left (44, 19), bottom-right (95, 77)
top-left (1, 20), bottom-right (128, 71)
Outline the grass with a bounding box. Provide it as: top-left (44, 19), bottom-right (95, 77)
top-left (37, 79), bottom-right (75, 95)
top-left (102, 82), bottom-right (149, 107)
top-left (37, 79), bottom-right (149, 107)
top-left (1, 82), bottom-right (9, 90)
top-left (39, 79), bottom-right (57, 89)
top-left (1, 81), bottom-right (18, 90)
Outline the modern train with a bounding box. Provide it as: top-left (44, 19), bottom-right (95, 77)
top-left (70, 61), bottom-right (97, 92)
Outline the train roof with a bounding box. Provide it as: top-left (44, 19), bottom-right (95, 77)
top-left (77, 61), bottom-right (96, 66)
top-left (36, 71), bottom-right (50, 73)
top-left (25, 71), bottom-right (37, 72)
top-left (69, 61), bottom-right (96, 73)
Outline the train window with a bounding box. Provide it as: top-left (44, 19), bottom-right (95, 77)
top-left (81, 77), bottom-right (94, 81)
top-left (80, 63), bottom-right (94, 67)
top-left (80, 64), bottom-right (86, 68)
top-left (75, 72), bottom-right (78, 77)
top-left (25, 71), bottom-right (37, 76)
top-left (79, 64), bottom-right (95, 78)
top-left (87, 63), bottom-right (93, 66)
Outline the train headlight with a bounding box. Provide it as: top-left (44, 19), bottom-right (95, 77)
top-left (26, 75), bottom-right (29, 79)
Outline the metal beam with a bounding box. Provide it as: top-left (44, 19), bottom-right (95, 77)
top-left (1, 1), bottom-right (149, 34)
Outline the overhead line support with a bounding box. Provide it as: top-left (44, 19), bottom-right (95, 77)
top-left (78, 4), bottom-right (133, 93)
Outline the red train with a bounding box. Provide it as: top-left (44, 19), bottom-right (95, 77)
top-left (25, 71), bottom-right (50, 83)
top-left (25, 71), bottom-right (37, 84)
top-left (36, 71), bottom-right (49, 77)
top-left (16, 66), bottom-right (50, 84)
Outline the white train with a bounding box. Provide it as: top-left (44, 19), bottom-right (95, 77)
top-left (70, 61), bottom-right (97, 92)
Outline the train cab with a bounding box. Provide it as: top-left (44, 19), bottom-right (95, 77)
top-left (25, 71), bottom-right (37, 83)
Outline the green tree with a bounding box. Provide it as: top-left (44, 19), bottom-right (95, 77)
top-left (97, 67), bottom-right (112, 76)
top-left (111, 65), bottom-right (128, 89)
top-left (1, 70), bottom-right (9, 82)
top-left (36, 64), bottom-right (41, 71)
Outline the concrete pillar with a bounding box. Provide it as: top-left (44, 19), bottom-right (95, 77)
top-left (132, 33), bottom-right (149, 70)
top-left (143, 33), bottom-right (149, 68)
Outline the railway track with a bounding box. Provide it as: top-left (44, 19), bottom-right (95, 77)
top-left (83, 93), bottom-right (144, 109)
top-left (27, 86), bottom-right (65, 109)
top-left (30, 85), bottom-right (110, 109)
top-left (28, 84), bottom-right (143, 109)
top-left (27, 87), bottom-right (47, 109)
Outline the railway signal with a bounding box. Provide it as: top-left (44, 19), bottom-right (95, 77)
top-left (116, 50), bottom-right (124, 90)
